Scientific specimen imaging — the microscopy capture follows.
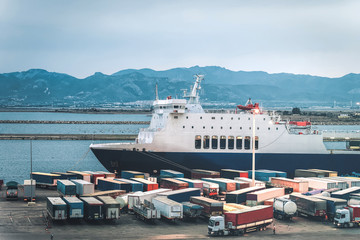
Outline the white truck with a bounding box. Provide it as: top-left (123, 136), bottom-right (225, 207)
top-left (334, 205), bottom-right (360, 228)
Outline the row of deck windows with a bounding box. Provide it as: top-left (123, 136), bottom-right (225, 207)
top-left (195, 135), bottom-right (259, 150)
top-left (183, 126), bottom-right (278, 131)
top-left (183, 116), bottom-right (267, 121)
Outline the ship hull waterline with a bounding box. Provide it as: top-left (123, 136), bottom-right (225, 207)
top-left (90, 148), bottom-right (360, 177)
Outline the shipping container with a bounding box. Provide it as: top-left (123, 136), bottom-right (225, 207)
top-left (328, 177), bottom-right (360, 188)
top-left (220, 169), bottom-right (248, 179)
top-left (97, 179), bottom-right (131, 192)
top-left (309, 177), bottom-right (347, 190)
top-left (234, 177), bottom-right (266, 187)
top-left (190, 196), bottom-right (223, 217)
top-left (121, 170), bottom-right (145, 179)
top-left (128, 188), bottom-right (171, 210)
top-left (289, 193), bottom-right (326, 217)
top-left (71, 179), bottom-right (95, 195)
top-left (160, 178), bottom-right (188, 190)
top-left (225, 186), bottom-right (265, 204)
top-left (248, 170), bottom-right (277, 182)
top-left (52, 172), bottom-right (78, 180)
top-left (23, 180), bottom-right (36, 201)
top-left (201, 178), bottom-right (237, 192)
top-left (176, 178), bottom-right (203, 189)
top-left (160, 169), bottom-right (184, 178)
top-left (114, 178), bottom-right (143, 192)
top-left (271, 177), bottom-right (309, 193)
top-left (131, 178), bottom-right (159, 191)
top-left (63, 196), bottom-right (84, 219)
top-left (32, 172), bottom-right (61, 185)
top-left (232, 179), bottom-right (250, 190)
top-left (331, 187), bottom-right (360, 200)
top-left (80, 197), bottom-right (103, 220)
top-left (313, 195), bottom-right (347, 220)
top-left (295, 169), bottom-right (325, 178)
top-left (224, 205), bottom-right (273, 226)
top-left (158, 188), bottom-right (201, 203)
top-left (182, 202), bottom-right (203, 218)
top-left (82, 190), bottom-right (126, 198)
top-left (152, 196), bottom-right (183, 220)
top-left (47, 197), bottom-right (67, 220)
top-left (294, 177), bottom-right (337, 190)
top-left (97, 196), bottom-right (120, 219)
top-left (57, 180), bottom-right (76, 196)
top-left (191, 169), bottom-right (220, 179)
top-left (67, 171), bottom-right (91, 182)
top-left (246, 188), bottom-right (285, 206)
top-left (308, 169), bottom-right (338, 177)
top-left (94, 171), bottom-right (116, 179)
top-left (82, 171), bottom-right (105, 185)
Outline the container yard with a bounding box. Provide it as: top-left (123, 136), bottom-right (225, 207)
top-left (1, 168), bottom-right (360, 239)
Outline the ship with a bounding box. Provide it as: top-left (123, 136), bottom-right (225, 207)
top-left (90, 75), bottom-right (360, 177)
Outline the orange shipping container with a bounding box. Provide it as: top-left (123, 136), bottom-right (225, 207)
top-left (271, 177), bottom-right (309, 193)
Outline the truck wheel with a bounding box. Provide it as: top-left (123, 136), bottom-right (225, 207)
top-left (344, 223), bottom-right (349, 228)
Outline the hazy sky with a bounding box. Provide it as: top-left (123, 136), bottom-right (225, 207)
top-left (1, 0), bottom-right (359, 78)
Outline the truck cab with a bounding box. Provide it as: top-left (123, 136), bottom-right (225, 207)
top-left (334, 209), bottom-right (350, 227)
top-left (208, 216), bottom-right (225, 235)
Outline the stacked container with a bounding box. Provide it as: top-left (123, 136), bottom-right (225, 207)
top-left (152, 196), bottom-right (183, 220)
top-left (232, 179), bottom-right (250, 190)
top-left (328, 177), bottom-right (360, 188)
top-left (248, 170), bottom-right (277, 181)
top-left (121, 170), bottom-right (145, 179)
top-left (80, 197), bottom-right (103, 220)
top-left (67, 171), bottom-right (91, 182)
top-left (114, 178), bottom-right (143, 192)
top-left (63, 196), bottom-right (84, 219)
top-left (225, 186), bottom-right (265, 204)
top-left (246, 188), bottom-right (285, 206)
top-left (294, 177), bottom-right (337, 190)
top-left (234, 177), bottom-right (266, 187)
top-left (82, 190), bottom-right (126, 198)
top-left (295, 169), bottom-right (337, 178)
top-left (32, 172), bottom-right (61, 185)
top-left (309, 177), bottom-right (347, 190)
top-left (82, 171), bottom-right (105, 185)
top-left (57, 180), bottom-right (77, 196)
top-left (158, 188), bottom-right (201, 203)
top-left (271, 177), bottom-right (309, 193)
top-left (97, 196), bottom-right (120, 220)
top-left (220, 169), bottom-right (248, 179)
top-left (160, 169), bottom-right (184, 178)
top-left (71, 179), bottom-right (95, 195)
top-left (201, 178), bottom-right (237, 192)
top-left (47, 197), bottom-right (67, 220)
top-left (160, 178), bottom-right (188, 190)
top-left (95, 171), bottom-right (116, 179)
top-left (52, 172), bottom-right (78, 180)
top-left (131, 178), bottom-right (158, 191)
top-left (191, 169), bottom-right (220, 179)
top-left (97, 179), bottom-right (131, 192)
top-left (176, 178), bottom-right (203, 189)
top-left (190, 196), bottom-right (223, 217)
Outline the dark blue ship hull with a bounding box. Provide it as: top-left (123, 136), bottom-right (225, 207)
top-left (90, 148), bottom-right (360, 177)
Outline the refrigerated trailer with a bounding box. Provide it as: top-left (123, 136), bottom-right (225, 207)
top-left (47, 197), bottom-right (67, 220)
top-left (97, 196), bottom-right (120, 220)
top-left (63, 196), bottom-right (84, 219)
top-left (80, 197), bottom-right (103, 220)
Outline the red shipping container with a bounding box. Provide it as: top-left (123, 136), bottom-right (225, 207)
top-left (160, 178), bottom-right (188, 190)
top-left (348, 205), bottom-right (360, 221)
top-left (225, 205), bottom-right (273, 226)
top-left (131, 178), bottom-right (158, 191)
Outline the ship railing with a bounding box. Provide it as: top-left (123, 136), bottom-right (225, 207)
top-left (322, 130), bottom-right (360, 139)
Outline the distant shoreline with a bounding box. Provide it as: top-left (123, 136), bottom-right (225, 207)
top-left (0, 107), bottom-right (152, 114)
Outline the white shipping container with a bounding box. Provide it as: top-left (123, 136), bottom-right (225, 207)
top-left (71, 179), bottom-right (95, 195)
top-left (152, 196), bottom-right (183, 219)
top-left (271, 177), bottom-right (309, 193)
top-left (294, 177), bottom-right (336, 190)
top-left (128, 188), bottom-right (171, 210)
top-left (328, 177), bottom-right (360, 188)
top-left (234, 177), bottom-right (266, 187)
top-left (23, 180), bottom-right (36, 199)
top-left (309, 178), bottom-right (347, 190)
top-left (247, 188), bottom-right (285, 202)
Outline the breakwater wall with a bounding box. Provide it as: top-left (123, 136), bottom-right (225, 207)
top-left (0, 134), bottom-right (138, 140)
top-left (0, 120), bottom-right (150, 124)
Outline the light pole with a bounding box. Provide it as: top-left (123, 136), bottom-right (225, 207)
top-left (252, 108), bottom-right (259, 187)
top-left (30, 138), bottom-right (33, 202)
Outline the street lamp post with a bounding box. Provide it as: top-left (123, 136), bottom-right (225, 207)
top-left (252, 108), bottom-right (259, 187)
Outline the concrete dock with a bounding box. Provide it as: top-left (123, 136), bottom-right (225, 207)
top-left (0, 134), bottom-right (137, 140)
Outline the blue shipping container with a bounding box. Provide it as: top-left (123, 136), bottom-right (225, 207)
top-left (158, 188), bottom-right (201, 203)
top-left (98, 179), bottom-right (132, 192)
top-left (114, 178), bottom-right (143, 192)
top-left (63, 196), bottom-right (84, 219)
top-left (160, 169), bottom-right (184, 178)
top-left (121, 170), bottom-right (145, 179)
top-left (57, 180), bottom-right (76, 196)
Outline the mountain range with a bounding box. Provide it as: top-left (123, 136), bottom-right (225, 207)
top-left (1, 66), bottom-right (359, 108)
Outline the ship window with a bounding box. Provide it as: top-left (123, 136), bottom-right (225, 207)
top-left (211, 126), bottom-right (213, 129)
top-left (249, 127), bottom-right (251, 130)
top-left (244, 136), bottom-right (251, 150)
top-left (221, 117), bottom-right (223, 120)
top-left (276, 127), bottom-right (278, 130)
top-left (203, 135), bottom-right (210, 149)
top-left (263, 118), bottom-right (266, 121)
top-left (236, 136), bottom-right (243, 149)
top-left (255, 136), bottom-right (259, 150)
top-left (248, 118), bottom-right (250, 120)
top-left (257, 127), bottom-right (259, 130)
top-left (212, 136), bottom-right (218, 149)
top-left (192, 126), bottom-right (194, 129)
top-left (240, 127), bottom-right (242, 130)
top-left (231, 117), bottom-right (233, 120)
top-left (238, 117), bottom-right (240, 120)
top-left (228, 136), bottom-right (234, 149)
top-left (220, 136), bottom-right (226, 149)
top-left (212, 117), bottom-right (215, 120)
top-left (160, 106), bottom-right (163, 109)
top-left (183, 126), bottom-right (185, 128)
top-left (200, 116), bottom-right (202, 119)
top-left (174, 116), bottom-right (178, 119)
top-left (203, 126), bottom-right (205, 129)
top-left (195, 135), bottom-right (201, 149)
top-left (174, 105), bottom-right (179, 109)
top-left (221, 127), bottom-right (223, 129)
top-left (230, 127), bottom-right (232, 130)
top-left (186, 116), bottom-right (188, 119)
top-left (268, 127), bottom-right (270, 130)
